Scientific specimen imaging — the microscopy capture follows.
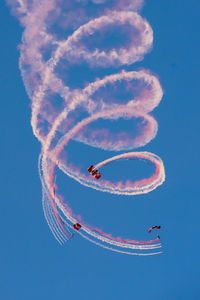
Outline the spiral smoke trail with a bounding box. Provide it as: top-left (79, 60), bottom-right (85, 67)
top-left (8, 0), bottom-right (165, 255)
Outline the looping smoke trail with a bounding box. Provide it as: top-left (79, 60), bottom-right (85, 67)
top-left (8, 0), bottom-right (165, 255)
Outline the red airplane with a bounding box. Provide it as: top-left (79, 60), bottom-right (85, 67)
top-left (88, 165), bottom-right (102, 179)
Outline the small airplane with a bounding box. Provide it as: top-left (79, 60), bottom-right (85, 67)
top-left (148, 225), bottom-right (161, 234)
top-left (88, 165), bottom-right (102, 179)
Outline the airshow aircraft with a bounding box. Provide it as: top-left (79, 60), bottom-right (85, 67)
top-left (88, 165), bottom-right (102, 179)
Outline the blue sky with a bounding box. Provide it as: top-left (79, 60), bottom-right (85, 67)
top-left (1, 0), bottom-right (200, 299)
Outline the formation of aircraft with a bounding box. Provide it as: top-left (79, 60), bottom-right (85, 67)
top-left (88, 165), bottom-right (102, 179)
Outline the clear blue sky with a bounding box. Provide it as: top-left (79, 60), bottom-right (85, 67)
top-left (1, 1), bottom-right (200, 299)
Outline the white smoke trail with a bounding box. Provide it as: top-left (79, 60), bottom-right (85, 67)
top-left (8, 0), bottom-right (165, 255)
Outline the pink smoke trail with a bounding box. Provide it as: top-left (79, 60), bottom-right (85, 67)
top-left (8, 0), bottom-right (165, 255)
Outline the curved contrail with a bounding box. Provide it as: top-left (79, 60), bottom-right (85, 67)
top-left (8, 0), bottom-right (165, 255)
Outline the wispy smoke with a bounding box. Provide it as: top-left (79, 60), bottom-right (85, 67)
top-left (8, 0), bottom-right (165, 255)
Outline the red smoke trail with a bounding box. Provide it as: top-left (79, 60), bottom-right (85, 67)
top-left (8, 0), bottom-right (165, 255)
